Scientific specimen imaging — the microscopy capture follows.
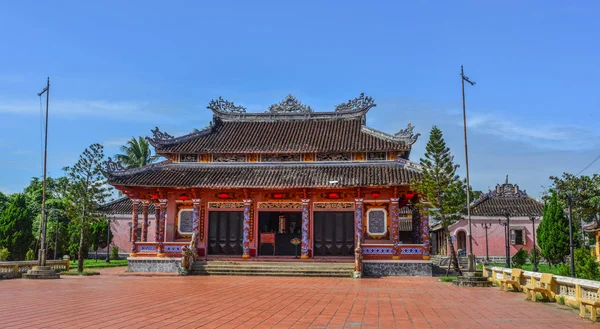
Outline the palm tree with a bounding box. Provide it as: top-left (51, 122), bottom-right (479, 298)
top-left (113, 137), bottom-right (160, 168)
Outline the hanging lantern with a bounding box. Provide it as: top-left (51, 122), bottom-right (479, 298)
top-left (327, 192), bottom-right (340, 199)
top-left (149, 193), bottom-right (159, 200)
top-left (217, 192), bottom-right (230, 199)
top-left (272, 192), bottom-right (285, 199)
top-left (371, 191), bottom-right (381, 198)
top-left (404, 192), bottom-right (415, 200)
top-left (179, 193), bottom-right (189, 201)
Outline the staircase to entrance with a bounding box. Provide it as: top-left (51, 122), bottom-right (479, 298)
top-left (191, 261), bottom-right (354, 277)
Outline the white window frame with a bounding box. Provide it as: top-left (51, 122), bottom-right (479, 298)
top-left (510, 229), bottom-right (526, 246)
top-left (177, 209), bottom-right (194, 235)
top-left (366, 208), bottom-right (388, 236)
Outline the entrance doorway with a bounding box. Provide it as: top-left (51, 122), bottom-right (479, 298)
top-left (313, 212), bottom-right (354, 256)
top-left (457, 230), bottom-right (467, 254)
top-left (208, 211), bottom-right (243, 255)
top-left (258, 212), bottom-right (302, 256)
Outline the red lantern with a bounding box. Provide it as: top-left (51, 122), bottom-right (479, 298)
top-left (179, 193), bottom-right (189, 201)
top-left (327, 192), bottom-right (340, 199)
top-left (150, 193), bottom-right (159, 200)
top-left (405, 192), bottom-right (415, 200)
top-left (272, 193), bottom-right (285, 199)
top-left (371, 191), bottom-right (381, 198)
top-left (217, 192), bottom-right (230, 199)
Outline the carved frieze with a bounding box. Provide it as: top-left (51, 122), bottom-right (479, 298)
top-left (180, 154), bottom-right (198, 163)
top-left (313, 202), bottom-right (354, 209)
top-left (261, 153), bottom-right (301, 162)
top-left (258, 202), bottom-right (303, 209)
top-left (316, 152), bottom-right (351, 161)
top-left (207, 202), bottom-right (244, 209)
top-left (213, 153), bottom-right (246, 163)
top-left (367, 152), bottom-right (386, 161)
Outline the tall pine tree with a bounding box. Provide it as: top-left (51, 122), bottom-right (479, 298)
top-left (412, 126), bottom-right (465, 275)
top-left (0, 194), bottom-right (33, 260)
top-left (537, 191), bottom-right (570, 266)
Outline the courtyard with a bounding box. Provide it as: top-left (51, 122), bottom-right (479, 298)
top-left (0, 269), bottom-right (595, 329)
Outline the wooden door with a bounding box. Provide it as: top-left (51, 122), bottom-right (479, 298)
top-left (208, 211), bottom-right (243, 255)
top-left (313, 212), bottom-right (354, 256)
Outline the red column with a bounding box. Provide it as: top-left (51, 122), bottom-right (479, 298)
top-left (242, 199), bottom-right (252, 258)
top-left (390, 198), bottom-right (400, 260)
top-left (157, 199), bottom-right (167, 257)
top-left (301, 199), bottom-right (310, 259)
top-left (130, 199), bottom-right (140, 257)
top-left (141, 202), bottom-right (149, 242)
top-left (192, 199), bottom-right (201, 257)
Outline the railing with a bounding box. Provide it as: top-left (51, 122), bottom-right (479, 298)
top-left (134, 242), bottom-right (189, 257)
top-left (483, 266), bottom-right (600, 307)
top-left (0, 259), bottom-right (70, 279)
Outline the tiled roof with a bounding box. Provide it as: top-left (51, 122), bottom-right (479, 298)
top-left (469, 178), bottom-right (543, 217)
top-left (150, 119), bottom-right (410, 154)
top-left (584, 222), bottom-right (599, 232)
top-left (108, 162), bottom-right (421, 188)
top-left (97, 197), bottom-right (156, 215)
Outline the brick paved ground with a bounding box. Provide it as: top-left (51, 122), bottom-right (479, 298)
top-left (0, 268), bottom-right (596, 329)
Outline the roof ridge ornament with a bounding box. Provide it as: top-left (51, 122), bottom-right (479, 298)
top-left (268, 94), bottom-right (313, 113)
top-left (207, 97), bottom-right (247, 113)
top-left (394, 123), bottom-right (420, 145)
top-left (335, 93), bottom-right (375, 112)
top-left (106, 157), bottom-right (125, 173)
top-left (151, 126), bottom-right (174, 141)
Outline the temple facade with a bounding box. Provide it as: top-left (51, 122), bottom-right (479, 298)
top-left (106, 94), bottom-right (430, 272)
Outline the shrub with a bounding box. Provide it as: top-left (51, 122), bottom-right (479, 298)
top-left (0, 247), bottom-right (9, 261)
top-left (529, 246), bottom-right (542, 267)
top-left (25, 249), bottom-right (35, 261)
top-left (111, 246), bottom-right (120, 260)
top-left (557, 296), bottom-right (565, 305)
top-left (511, 248), bottom-right (528, 268)
top-left (574, 247), bottom-right (600, 281)
top-left (558, 264), bottom-right (571, 277)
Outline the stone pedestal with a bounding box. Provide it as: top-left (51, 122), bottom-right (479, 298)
top-left (22, 266), bottom-right (60, 279)
top-left (452, 271), bottom-right (492, 287)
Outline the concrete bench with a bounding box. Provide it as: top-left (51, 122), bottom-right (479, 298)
top-left (579, 287), bottom-right (600, 322)
top-left (498, 268), bottom-right (522, 292)
top-left (524, 273), bottom-right (554, 302)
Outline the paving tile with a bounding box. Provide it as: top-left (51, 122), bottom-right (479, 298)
top-left (0, 270), bottom-right (595, 328)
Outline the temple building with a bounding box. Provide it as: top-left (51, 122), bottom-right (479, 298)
top-left (106, 94), bottom-right (431, 275)
top-left (431, 177), bottom-right (543, 262)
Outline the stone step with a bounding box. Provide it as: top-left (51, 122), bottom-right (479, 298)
top-left (455, 276), bottom-right (489, 282)
top-left (192, 267), bottom-right (352, 274)
top-left (193, 264), bottom-right (353, 271)
top-left (191, 270), bottom-right (351, 277)
top-left (189, 261), bottom-right (354, 277)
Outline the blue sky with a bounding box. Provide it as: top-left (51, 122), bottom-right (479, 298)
top-left (1, 1), bottom-right (599, 197)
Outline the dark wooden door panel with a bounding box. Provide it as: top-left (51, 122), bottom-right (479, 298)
top-left (208, 211), bottom-right (243, 255)
top-left (313, 212), bottom-right (354, 256)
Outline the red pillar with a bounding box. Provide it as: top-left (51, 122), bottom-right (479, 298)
top-left (157, 199), bottom-right (167, 257)
top-left (421, 210), bottom-right (431, 260)
top-left (129, 199), bottom-right (140, 257)
top-left (301, 199), bottom-right (310, 259)
top-left (390, 198), bottom-right (400, 260)
top-left (141, 202), bottom-right (149, 242)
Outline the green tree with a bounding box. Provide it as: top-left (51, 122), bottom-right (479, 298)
top-left (90, 219), bottom-right (111, 260)
top-left (64, 143), bottom-right (110, 273)
top-left (113, 136), bottom-right (159, 169)
top-left (412, 126), bottom-right (465, 275)
top-left (537, 192), bottom-right (570, 266)
top-left (0, 191), bottom-right (8, 213)
top-left (0, 194), bottom-right (33, 260)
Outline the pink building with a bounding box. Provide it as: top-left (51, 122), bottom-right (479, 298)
top-left (431, 177), bottom-right (543, 261)
top-left (98, 198), bottom-right (156, 257)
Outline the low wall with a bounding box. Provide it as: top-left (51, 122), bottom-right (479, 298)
top-left (128, 257), bottom-right (181, 273)
top-left (483, 266), bottom-right (600, 307)
top-left (363, 260), bottom-right (432, 277)
top-left (0, 260), bottom-right (70, 279)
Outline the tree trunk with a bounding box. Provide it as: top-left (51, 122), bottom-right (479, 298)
top-left (444, 220), bottom-right (462, 276)
top-left (77, 206), bottom-right (86, 273)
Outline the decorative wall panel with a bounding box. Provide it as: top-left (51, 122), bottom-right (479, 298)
top-left (208, 202), bottom-right (245, 209)
top-left (261, 153), bottom-right (301, 162)
top-left (313, 202), bottom-right (354, 209)
top-left (316, 152), bottom-right (351, 161)
top-left (257, 202), bottom-right (302, 209)
top-left (213, 153), bottom-right (246, 162)
top-left (180, 154), bottom-right (198, 162)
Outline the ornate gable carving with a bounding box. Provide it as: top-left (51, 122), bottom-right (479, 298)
top-left (207, 97), bottom-right (246, 113)
top-left (268, 95), bottom-right (313, 113)
top-left (335, 93), bottom-right (375, 112)
top-left (394, 123), bottom-right (420, 145)
top-left (151, 127), bottom-right (174, 141)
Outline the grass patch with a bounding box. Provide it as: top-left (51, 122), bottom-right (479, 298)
top-left (69, 259), bottom-right (128, 269)
top-left (480, 263), bottom-right (563, 275)
top-left (439, 276), bottom-right (457, 282)
top-left (60, 270), bottom-right (100, 276)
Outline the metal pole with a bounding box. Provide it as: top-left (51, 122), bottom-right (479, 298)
top-left (531, 217), bottom-right (538, 272)
top-left (54, 219), bottom-right (59, 260)
top-left (505, 215), bottom-right (511, 268)
top-left (106, 217), bottom-right (111, 263)
top-left (482, 223), bottom-right (490, 262)
top-left (461, 66), bottom-right (475, 272)
top-left (568, 193), bottom-right (575, 277)
top-left (38, 77), bottom-right (50, 266)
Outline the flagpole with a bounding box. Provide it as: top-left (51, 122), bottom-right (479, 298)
top-left (460, 66), bottom-right (475, 272)
top-left (37, 77), bottom-right (50, 266)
